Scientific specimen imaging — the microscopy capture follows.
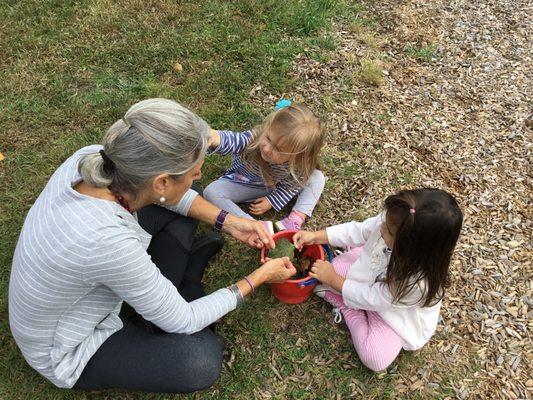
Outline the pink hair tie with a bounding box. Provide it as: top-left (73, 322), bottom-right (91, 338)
top-left (409, 208), bottom-right (416, 214)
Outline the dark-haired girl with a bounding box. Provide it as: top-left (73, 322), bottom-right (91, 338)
top-left (293, 188), bottom-right (463, 371)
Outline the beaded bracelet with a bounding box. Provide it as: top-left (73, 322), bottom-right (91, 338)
top-left (228, 284), bottom-right (244, 306)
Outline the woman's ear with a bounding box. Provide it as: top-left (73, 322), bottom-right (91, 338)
top-left (152, 173), bottom-right (170, 196)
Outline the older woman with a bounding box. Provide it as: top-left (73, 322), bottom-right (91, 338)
top-left (9, 99), bottom-right (295, 393)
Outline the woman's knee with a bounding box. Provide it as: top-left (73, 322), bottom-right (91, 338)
top-left (192, 355), bottom-right (222, 390)
top-left (185, 336), bottom-right (223, 390)
top-left (159, 213), bottom-right (199, 253)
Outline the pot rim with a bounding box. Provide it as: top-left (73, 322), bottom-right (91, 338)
top-left (272, 275), bottom-right (316, 284)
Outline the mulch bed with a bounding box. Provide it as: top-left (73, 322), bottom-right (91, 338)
top-left (250, 0), bottom-right (531, 398)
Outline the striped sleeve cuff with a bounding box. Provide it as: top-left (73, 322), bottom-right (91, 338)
top-left (207, 130), bottom-right (229, 155)
top-left (207, 130), bottom-right (253, 155)
top-left (267, 188), bottom-right (298, 211)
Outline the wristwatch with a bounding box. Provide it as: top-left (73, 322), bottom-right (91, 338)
top-left (214, 210), bottom-right (229, 232)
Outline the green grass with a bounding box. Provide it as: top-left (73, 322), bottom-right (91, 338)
top-left (358, 58), bottom-right (383, 87)
top-left (0, 0), bottom-right (340, 311)
top-left (0, 0), bottom-right (446, 399)
top-left (404, 44), bottom-right (437, 64)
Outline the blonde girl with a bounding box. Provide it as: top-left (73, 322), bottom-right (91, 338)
top-left (204, 103), bottom-right (325, 233)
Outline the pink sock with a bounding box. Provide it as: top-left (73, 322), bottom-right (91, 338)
top-left (276, 211), bottom-right (306, 231)
top-left (323, 291), bottom-right (345, 308)
top-left (288, 211), bottom-right (305, 224)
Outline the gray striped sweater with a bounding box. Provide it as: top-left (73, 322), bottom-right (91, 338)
top-left (8, 145), bottom-right (237, 388)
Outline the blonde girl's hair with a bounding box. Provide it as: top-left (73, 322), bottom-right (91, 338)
top-left (242, 104), bottom-right (324, 187)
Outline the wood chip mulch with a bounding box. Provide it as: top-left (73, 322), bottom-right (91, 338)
top-left (250, 0), bottom-right (531, 398)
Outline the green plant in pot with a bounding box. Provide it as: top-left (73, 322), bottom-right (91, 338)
top-left (267, 238), bottom-right (313, 279)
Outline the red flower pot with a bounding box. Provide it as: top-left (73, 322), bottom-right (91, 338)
top-left (260, 230), bottom-right (325, 304)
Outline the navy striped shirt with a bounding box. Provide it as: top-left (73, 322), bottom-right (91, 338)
top-left (209, 130), bottom-right (302, 211)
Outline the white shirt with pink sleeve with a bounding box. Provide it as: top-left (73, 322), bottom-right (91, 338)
top-left (325, 213), bottom-right (442, 350)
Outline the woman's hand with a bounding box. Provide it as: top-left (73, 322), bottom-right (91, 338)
top-left (223, 214), bottom-right (275, 249)
top-left (249, 197), bottom-right (272, 216)
top-left (309, 260), bottom-right (345, 292)
top-left (237, 257), bottom-right (297, 297)
top-left (258, 257), bottom-right (296, 283)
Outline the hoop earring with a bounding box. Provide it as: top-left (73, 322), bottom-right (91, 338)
top-left (159, 196), bottom-right (166, 204)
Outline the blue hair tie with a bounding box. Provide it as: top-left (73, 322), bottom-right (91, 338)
top-left (274, 99), bottom-right (292, 110)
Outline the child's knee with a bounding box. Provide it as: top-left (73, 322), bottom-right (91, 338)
top-left (357, 351), bottom-right (398, 372)
top-left (357, 351), bottom-right (396, 372)
top-left (203, 182), bottom-right (222, 203)
top-left (309, 170), bottom-right (325, 189)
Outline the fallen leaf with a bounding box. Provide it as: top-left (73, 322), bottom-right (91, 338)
top-left (173, 61), bottom-right (183, 73)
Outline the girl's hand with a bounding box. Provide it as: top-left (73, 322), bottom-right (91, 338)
top-left (249, 197), bottom-right (272, 216)
top-left (293, 229), bottom-right (329, 250)
top-left (257, 257), bottom-right (296, 283)
top-left (309, 260), bottom-right (342, 289)
top-left (208, 129), bottom-right (221, 148)
top-left (223, 214), bottom-right (275, 249)
top-left (293, 230), bottom-right (317, 250)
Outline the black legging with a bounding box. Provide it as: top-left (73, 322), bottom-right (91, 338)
top-left (74, 202), bottom-right (223, 393)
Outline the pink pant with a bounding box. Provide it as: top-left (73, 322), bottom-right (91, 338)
top-left (323, 247), bottom-right (403, 371)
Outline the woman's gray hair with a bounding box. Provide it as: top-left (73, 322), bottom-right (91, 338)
top-left (79, 98), bottom-right (210, 195)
